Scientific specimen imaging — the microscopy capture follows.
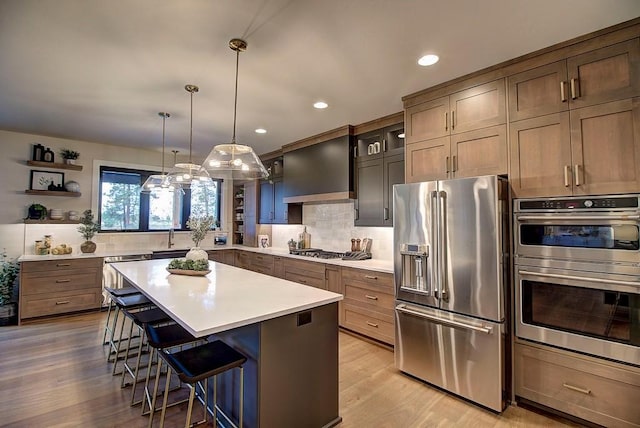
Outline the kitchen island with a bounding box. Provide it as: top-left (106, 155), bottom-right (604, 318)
top-left (112, 258), bottom-right (343, 428)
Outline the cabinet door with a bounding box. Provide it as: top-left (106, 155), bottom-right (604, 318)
top-left (567, 38), bottom-right (640, 109)
top-left (570, 98), bottom-right (640, 195)
top-left (405, 96), bottom-right (449, 143)
top-left (259, 181), bottom-right (274, 224)
top-left (273, 179), bottom-right (286, 223)
top-left (450, 79), bottom-right (506, 134)
top-left (508, 61), bottom-right (569, 121)
top-left (383, 153), bottom-right (404, 226)
top-left (355, 157), bottom-right (383, 226)
top-left (451, 125), bottom-right (507, 178)
top-left (509, 113), bottom-right (572, 197)
top-left (405, 136), bottom-right (450, 183)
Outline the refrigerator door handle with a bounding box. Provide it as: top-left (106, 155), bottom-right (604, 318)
top-left (430, 190), bottom-right (438, 297)
top-left (438, 190), bottom-right (448, 301)
top-left (396, 304), bottom-right (493, 334)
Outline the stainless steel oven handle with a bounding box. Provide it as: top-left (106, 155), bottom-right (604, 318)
top-left (516, 215), bottom-right (640, 221)
top-left (518, 269), bottom-right (640, 288)
top-left (396, 304), bottom-right (493, 334)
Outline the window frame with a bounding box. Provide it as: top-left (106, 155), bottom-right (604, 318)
top-left (97, 164), bottom-right (222, 233)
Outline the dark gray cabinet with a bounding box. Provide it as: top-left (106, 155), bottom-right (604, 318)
top-left (259, 158), bottom-right (302, 224)
top-left (354, 123), bottom-right (404, 226)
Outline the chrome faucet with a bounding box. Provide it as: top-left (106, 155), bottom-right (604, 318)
top-left (168, 228), bottom-right (175, 248)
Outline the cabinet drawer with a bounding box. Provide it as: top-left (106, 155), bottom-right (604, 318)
top-left (21, 290), bottom-right (101, 319)
top-left (343, 303), bottom-right (394, 345)
top-left (285, 258), bottom-right (326, 277)
top-left (21, 257), bottom-right (102, 273)
top-left (341, 267), bottom-right (393, 290)
top-left (515, 341), bottom-right (640, 427)
top-left (344, 283), bottom-right (394, 316)
top-left (22, 270), bottom-right (100, 295)
top-left (285, 271), bottom-right (326, 290)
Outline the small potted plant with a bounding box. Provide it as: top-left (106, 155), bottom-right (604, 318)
top-left (185, 215), bottom-right (215, 261)
top-left (60, 148), bottom-right (80, 165)
top-left (77, 209), bottom-right (99, 253)
top-left (0, 250), bottom-right (19, 326)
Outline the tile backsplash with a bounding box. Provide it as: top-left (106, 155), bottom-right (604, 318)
top-left (271, 201), bottom-right (393, 261)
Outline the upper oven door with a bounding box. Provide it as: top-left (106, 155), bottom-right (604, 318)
top-left (514, 210), bottom-right (640, 264)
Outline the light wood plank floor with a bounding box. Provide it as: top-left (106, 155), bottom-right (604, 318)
top-left (0, 311), bottom-right (581, 427)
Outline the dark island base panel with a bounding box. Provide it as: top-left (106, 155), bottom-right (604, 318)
top-left (209, 302), bottom-right (341, 428)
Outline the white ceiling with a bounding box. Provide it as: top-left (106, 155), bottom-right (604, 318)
top-left (1, 1), bottom-right (639, 160)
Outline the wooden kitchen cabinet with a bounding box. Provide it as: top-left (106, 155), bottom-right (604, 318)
top-left (515, 340), bottom-right (640, 428)
top-left (234, 250), bottom-right (274, 276)
top-left (354, 122), bottom-right (404, 227)
top-left (341, 267), bottom-right (394, 345)
top-left (325, 264), bottom-right (343, 325)
top-left (19, 257), bottom-right (102, 322)
top-left (283, 258), bottom-right (326, 289)
top-left (208, 249), bottom-right (235, 265)
top-left (259, 178), bottom-right (302, 225)
top-left (273, 255), bottom-right (285, 278)
top-left (510, 99), bottom-right (640, 197)
top-left (405, 79), bottom-right (507, 183)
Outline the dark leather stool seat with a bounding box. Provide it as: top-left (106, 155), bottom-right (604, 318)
top-left (102, 286), bottom-right (141, 345)
top-left (155, 340), bottom-right (247, 427)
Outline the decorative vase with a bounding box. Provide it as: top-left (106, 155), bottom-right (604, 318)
top-left (186, 247), bottom-right (208, 261)
top-left (80, 241), bottom-right (97, 253)
top-left (64, 158), bottom-right (76, 165)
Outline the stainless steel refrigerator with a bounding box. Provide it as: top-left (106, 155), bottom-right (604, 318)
top-left (393, 175), bottom-right (508, 412)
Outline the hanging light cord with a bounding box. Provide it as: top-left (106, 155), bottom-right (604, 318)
top-left (160, 113), bottom-right (167, 174)
top-left (231, 47), bottom-right (240, 145)
top-left (189, 89), bottom-right (194, 162)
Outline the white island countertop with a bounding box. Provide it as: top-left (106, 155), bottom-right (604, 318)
top-left (111, 258), bottom-right (343, 338)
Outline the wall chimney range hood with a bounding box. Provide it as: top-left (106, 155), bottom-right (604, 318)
top-left (282, 125), bottom-right (354, 204)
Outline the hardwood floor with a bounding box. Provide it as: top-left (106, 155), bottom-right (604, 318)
top-left (0, 311), bottom-right (580, 427)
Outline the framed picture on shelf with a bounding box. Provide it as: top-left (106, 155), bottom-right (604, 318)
top-left (30, 170), bottom-right (65, 191)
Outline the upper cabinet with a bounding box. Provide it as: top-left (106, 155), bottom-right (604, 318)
top-left (259, 156), bottom-right (302, 225)
top-left (404, 79), bottom-right (507, 183)
top-left (354, 119), bottom-right (404, 227)
top-left (509, 38), bottom-right (640, 197)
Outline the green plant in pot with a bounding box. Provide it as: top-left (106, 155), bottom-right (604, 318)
top-left (78, 209), bottom-right (99, 253)
top-left (60, 148), bottom-right (80, 164)
top-left (185, 215), bottom-right (215, 261)
top-left (0, 250), bottom-right (19, 325)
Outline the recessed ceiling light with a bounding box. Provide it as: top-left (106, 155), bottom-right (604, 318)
top-left (313, 101), bottom-right (328, 109)
top-left (255, 128), bottom-right (267, 134)
top-left (418, 54), bottom-right (439, 66)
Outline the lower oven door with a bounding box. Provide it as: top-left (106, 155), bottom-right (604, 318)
top-left (394, 302), bottom-right (505, 412)
top-left (515, 265), bottom-right (640, 366)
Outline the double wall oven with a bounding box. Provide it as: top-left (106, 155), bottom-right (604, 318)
top-left (514, 194), bottom-right (640, 367)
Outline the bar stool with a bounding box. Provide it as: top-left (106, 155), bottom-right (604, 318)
top-left (154, 340), bottom-right (247, 428)
top-left (109, 293), bottom-right (153, 373)
top-left (102, 286), bottom-right (140, 345)
top-left (141, 323), bottom-right (201, 420)
top-left (120, 307), bottom-right (174, 406)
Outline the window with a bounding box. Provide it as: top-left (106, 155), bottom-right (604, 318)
top-left (99, 166), bottom-right (221, 231)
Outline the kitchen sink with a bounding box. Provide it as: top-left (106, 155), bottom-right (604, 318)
top-left (151, 249), bottom-right (189, 259)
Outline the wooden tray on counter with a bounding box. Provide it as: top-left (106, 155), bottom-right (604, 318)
top-left (166, 268), bottom-right (211, 276)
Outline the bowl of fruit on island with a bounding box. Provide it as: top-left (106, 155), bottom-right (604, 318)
top-left (166, 258), bottom-right (211, 276)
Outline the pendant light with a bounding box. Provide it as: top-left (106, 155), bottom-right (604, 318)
top-left (202, 38), bottom-right (269, 179)
top-left (166, 84), bottom-right (212, 187)
top-left (141, 112), bottom-right (180, 192)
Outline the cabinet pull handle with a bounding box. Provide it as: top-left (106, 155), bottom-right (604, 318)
top-left (383, 207), bottom-right (389, 221)
top-left (364, 275), bottom-right (378, 280)
top-left (451, 111), bottom-right (455, 130)
top-left (56, 263), bottom-right (71, 267)
top-left (452, 155), bottom-right (457, 172)
top-left (560, 81), bottom-right (567, 102)
top-left (562, 383), bottom-right (591, 395)
top-left (299, 279), bottom-right (307, 284)
top-left (56, 279), bottom-right (71, 283)
top-left (563, 165), bottom-right (571, 187)
top-left (55, 300), bottom-right (70, 305)
top-left (354, 208), bottom-right (359, 220)
top-left (270, 211), bottom-right (274, 220)
top-left (570, 78), bottom-right (579, 99)
top-left (366, 321), bottom-right (379, 328)
top-left (444, 112), bottom-right (448, 131)
top-left (445, 156), bottom-right (450, 173)
top-left (574, 164), bottom-right (581, 186)
top-left (365, 294), bottom-right (378, 300)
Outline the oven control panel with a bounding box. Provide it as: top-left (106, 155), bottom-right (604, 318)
top-left (517, 195), bottom-right (639, 211)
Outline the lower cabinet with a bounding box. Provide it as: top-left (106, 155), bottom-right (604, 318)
top-left (19, 257), bottom-right (102, 323)
top-left (515, 340), bottom-right (640, 427)
top-left (283, 258), bottom-right (326, 289)
top-left (207, 249), bottom-right (235, 265)
top-left (234, 250), bottom-right (274, 276)
top-left (340, 267), bottom-right (394, 345)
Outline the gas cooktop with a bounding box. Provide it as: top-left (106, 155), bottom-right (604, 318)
top-left (289, 248), bottom-right (345, 259)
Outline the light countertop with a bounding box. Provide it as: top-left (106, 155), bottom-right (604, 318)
top-left (111, 259), bottom-right (343, 337)
top-left (19, 245), bottom-right (393, 273)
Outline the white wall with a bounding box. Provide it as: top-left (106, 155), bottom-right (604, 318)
top-left (0, 129), bottom-right (234, 258)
